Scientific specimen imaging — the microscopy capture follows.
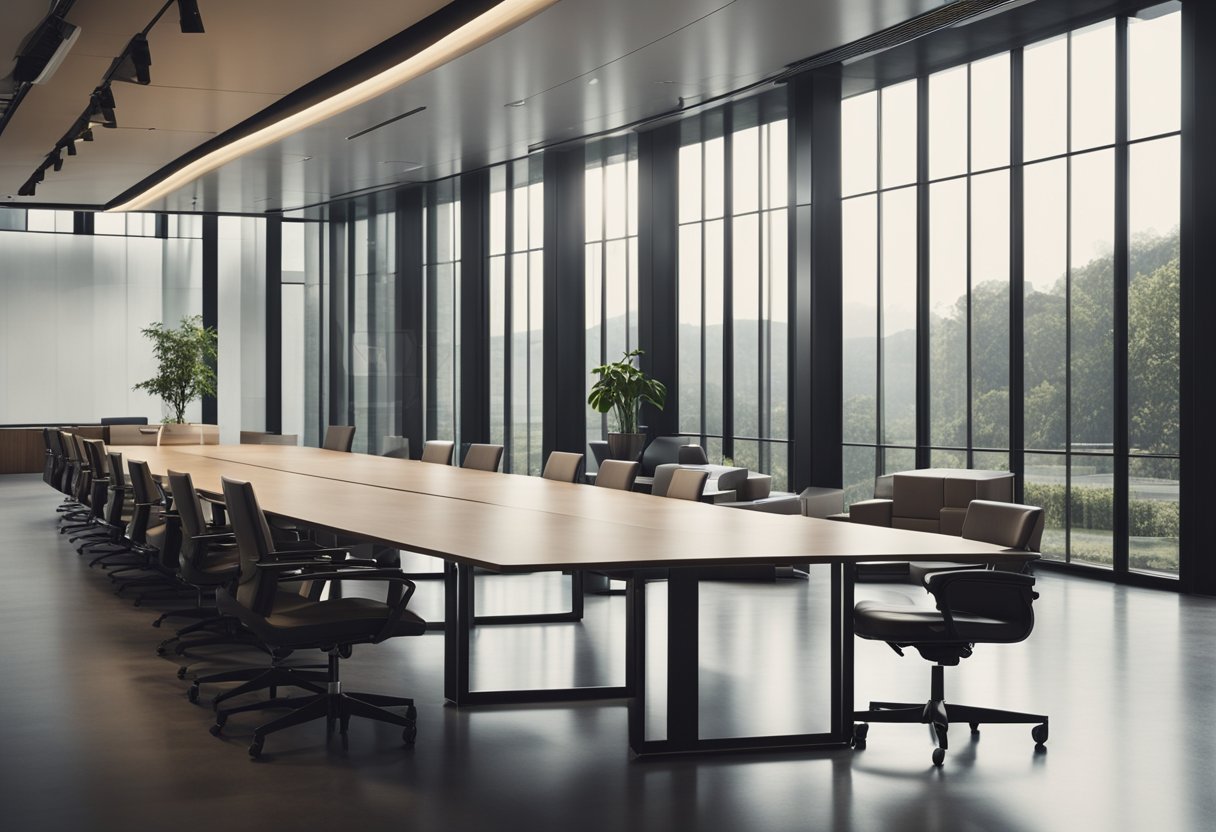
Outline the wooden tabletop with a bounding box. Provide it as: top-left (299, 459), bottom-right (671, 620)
top-left (110, 445), bottom-right (1024, 573)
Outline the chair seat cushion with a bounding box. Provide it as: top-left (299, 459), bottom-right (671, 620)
top-left (218, 589), bottom-right (425, 647)
top-left (854, 599), bottom-right (1017, 643)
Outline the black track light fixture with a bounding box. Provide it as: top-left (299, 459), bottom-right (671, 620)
top-left (177, 0), bottom-right (205, 34)
top-left (88, 87), bottom-right (118, 129)
top-left (112, 33), bottom-right (152, 85)
top-left (65, 141), bottom-right (76, 156)
top-left (52, 148), bottom-right (63, 172)
top-left (18, 179), bottom-right (37, 197)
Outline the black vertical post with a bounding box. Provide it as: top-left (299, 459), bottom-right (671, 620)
top-left (398, 187), bottom-right (425, 457)
top-left (1010, 48), bottom-right (1026, 501)
top-left (915, 76), bottom-right (931, 469)
top-left (543, 148), bottom-right (587, 458)
top-left (1112, 17), bottom-right (1130, 577)
top-left (1180, 1), bottom-right (1216, 595)
top-left (807, 70), bottom-right (844, 490)
top-left (265, 214), bottom-right (282, 434)
top-left (789, 74), bottom-right (813, 491)
top-left (201, 214), bottom-right (218, 425)
top-left (460, 169), bottom-right (491, 445)
top-left (722, 109), bottom-right (735, 462)
top-left (327, 204), bottom-right (349, 429)
top-left (637, 125), bottom-right (681, 437)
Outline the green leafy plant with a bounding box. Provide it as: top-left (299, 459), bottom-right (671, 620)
top-left (133, 315), bottom-right (218, 424)
top-left (588, 348), bottom-right (667, 434)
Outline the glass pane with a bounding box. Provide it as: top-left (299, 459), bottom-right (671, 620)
top-left (931, 448), bottom-right (967, 469)
top-left (971, 170), bottom-right (1011, 449)
top-left (1128, 137), bottom-right (1180, 456)
top-left (678, 225), bottom-right (702, 434)
top-left (732, 125), bottom-right (760, 216)
top-left (1070, 454), bottom-right (1115, 568)
top-left (585, 160), bottom-right (604, 243)
top-left (929, 178), bottom-right (967, 448)
top-left (1128, 7), bottom-right (1181, 140)
top-left (512, 184), bottom-right (529, 252)
top-left (880, 187), bottom-right (917, 446)
top-left (765, 208), bottom-right (789, 442)
top-left (1070, 20), bottom-right (1116, 151)
top-left (605, 240), bottom-right (627, 362)
top-left (604, 159), bottom-right (627, 240)
top-left (1128, 455), bottom-right (1180, 576)
top-left (841, 92), bottom-right (878, 197)
top-left (1069, 149), bottom-right (1114, 452)
top-left (970, 52), bottom-right (1010, 171)
top-left (766, 119), bottom-right (788, 209)
top-left (733, 214), bottom-right (760, 438)
top-left (842, 196), bottom-right (877, 444)
top-left (882, 447), bottom-right (916, 476)
top-left (972, 450), bottom-right (1009, 471)
top-left (1023, 159), bottom-right (1068, 450)
top-left (843, 445), bottom-right (876, 506)
top-left (586, 243), bottom-right (603, 447)
top-left (679, 144), bottom-right (703, 224)
top-left (704, 219), bottom-right (724, 436)
top-left (704, 136), bottom-right (725, 220)
top-left (929, 65), bottom-right (967, 181)
top-left (627, 157), bottom-right (639, 236)
top-left (489, 257), bottom-right (506, 446)
top-left (881, 80), bottom-right (918, 189)
top-left (1023, 453), bottom-right (1068, 560)
top-left (529, 250), bottom-right (544, 474)
top-left (489, 187), bottom-right (506, 255)
top-left (1023, 35), bottom-right (1068, 161)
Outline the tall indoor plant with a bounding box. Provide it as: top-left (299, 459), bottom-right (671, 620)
top-left (133, 315), bottom-right (218, 424)
top-left (588, 348), bottom-right (667, 461)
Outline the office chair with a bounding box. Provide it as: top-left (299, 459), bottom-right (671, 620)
top-left (594, 460), bottom-right (640, 492)
top-left (322, 425), bottom-right (356, 452)
top-left (851, 502), bottom-right (1048, 766)
top-left (907, 500), bottom-right (1046, 586)
top-left (421, 440), bottom-right (454, 465)
top-left (542, 451), bottom-right (584, 483)
top-left (213, 476), bottom-right (425, 758)
top-left (462, 443), bottom-right (504, 472)
top-left (663, 467), bottom-right (708, 502)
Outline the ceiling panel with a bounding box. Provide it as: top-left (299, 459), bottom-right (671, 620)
top-left (1, 0), bottom-right (943, 211)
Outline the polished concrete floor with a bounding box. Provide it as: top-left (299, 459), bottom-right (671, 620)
top-left (3, 473), bottom-right (1215, 832)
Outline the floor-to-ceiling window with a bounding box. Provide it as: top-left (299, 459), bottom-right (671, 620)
top-left (840, 3), bottom-right (1181, 577)
top-left (489, 157), bottom-right (544, 474)
top-left (677, 95), bottom-right (790, 488)
top-left (424, 178), bottom-right (461, 448)
top-left (584, 136), bottom-right (639, 470)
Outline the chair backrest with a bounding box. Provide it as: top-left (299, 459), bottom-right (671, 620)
top-left (108, 424), bottom-right (159, 445)
top-left (462, 443), bottom-right (503, 472)
top-left (126, 459), bottom-right (162, 546)
top-left (665, 468), bottom-right (708, 502)
top-left (106, 451), bottom-right (128, 526)
top-left (961, 500), bottom-right (1044, 551)
top-left (221, 476), bottom-right (278, 611)
top-left (240, 431), bottom-right (299, 446)
top-left (108, 452), bottom-right (126, 490)
top-left (421, 440), bottom-right (454, 465)
top-left (588, 440), bottom-right (610, 466)
top-left (650, 463), bottom-right (678, 498)
top-left (678, 444), bottom-right (709, 465)
top-left (168, 469), bottom-right (212, 574)
top-left (595, 459), bottom-right (639, 491)
top-left (542, 451), bottom-right (584, 483)
top-left (641, 436), bottom-right (689, 476)
top-left (323, 425), bottom-right (356, 452)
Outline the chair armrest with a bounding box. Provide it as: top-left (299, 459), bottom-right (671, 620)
top-left (270, 565), bottom-right (420, 642)
top-left (265, 546), bottom-right (349, 560)
top-left (192, 531), bottom-right (236, 543)
top-left (848, 499), bottom-right (893, 526)
top-left (926, 569), bottom-right (1038, 641)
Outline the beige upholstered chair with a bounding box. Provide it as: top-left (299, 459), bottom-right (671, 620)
top-left (665, 468), bottom-right (708, 502)
top-left (322, 425), bottom-right (356, 452)
top-left (542, 451), bottom-right (584, 483)
top-left (462, 443), bottom-right (503, 472)
top-left (421, 440), bottom-right (454, 465)
top-left (595, 460), bottom-right (639, 491)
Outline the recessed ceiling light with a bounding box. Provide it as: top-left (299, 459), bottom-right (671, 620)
top-left (587, 78), bottom-right (598, 86)
top-left (506, 99), bottom-right (527, 108)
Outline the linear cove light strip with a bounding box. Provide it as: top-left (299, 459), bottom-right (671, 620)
top-left (108, 0), bottom-right (557, 212)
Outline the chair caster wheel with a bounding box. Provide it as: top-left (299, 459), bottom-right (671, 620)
top-left (152, 619), bottom-right (162, 628)
top-left (248, 738), bottom-right (263, 758)
top-left (209, 720), bottom-right (224, 736)
top-left (156, 645), bottom-right (166, 656)
top-left (851, 723), bottom-right (868, 749)
top-left (406, 704), bottom-right (418, 722)
top-left (932, 747), bottom-right (946, 767)
top-left (1031, 723), bottom-right (1048, 746)
top-left (970, 722), bottom-right (980, 734)
top-left (403, 723), bottom-right (417, 746)
top-left (187, 684), bottom-right (200, 704)
top-left (176, 666), bottom-right (188, 680)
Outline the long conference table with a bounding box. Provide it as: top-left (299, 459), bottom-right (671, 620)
top-left (110, 443), bottom-right (1026, 757)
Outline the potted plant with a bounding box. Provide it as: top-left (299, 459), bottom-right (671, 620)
top-left (588, 348), bottom-right (667, 461)
top-left (133, 315), bottom-right (218, 441)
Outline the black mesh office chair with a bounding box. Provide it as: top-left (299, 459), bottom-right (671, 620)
top-left (214, 476), bottom-right (425, 758)
top-left (851, 502), bottom-right (1048, 766)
